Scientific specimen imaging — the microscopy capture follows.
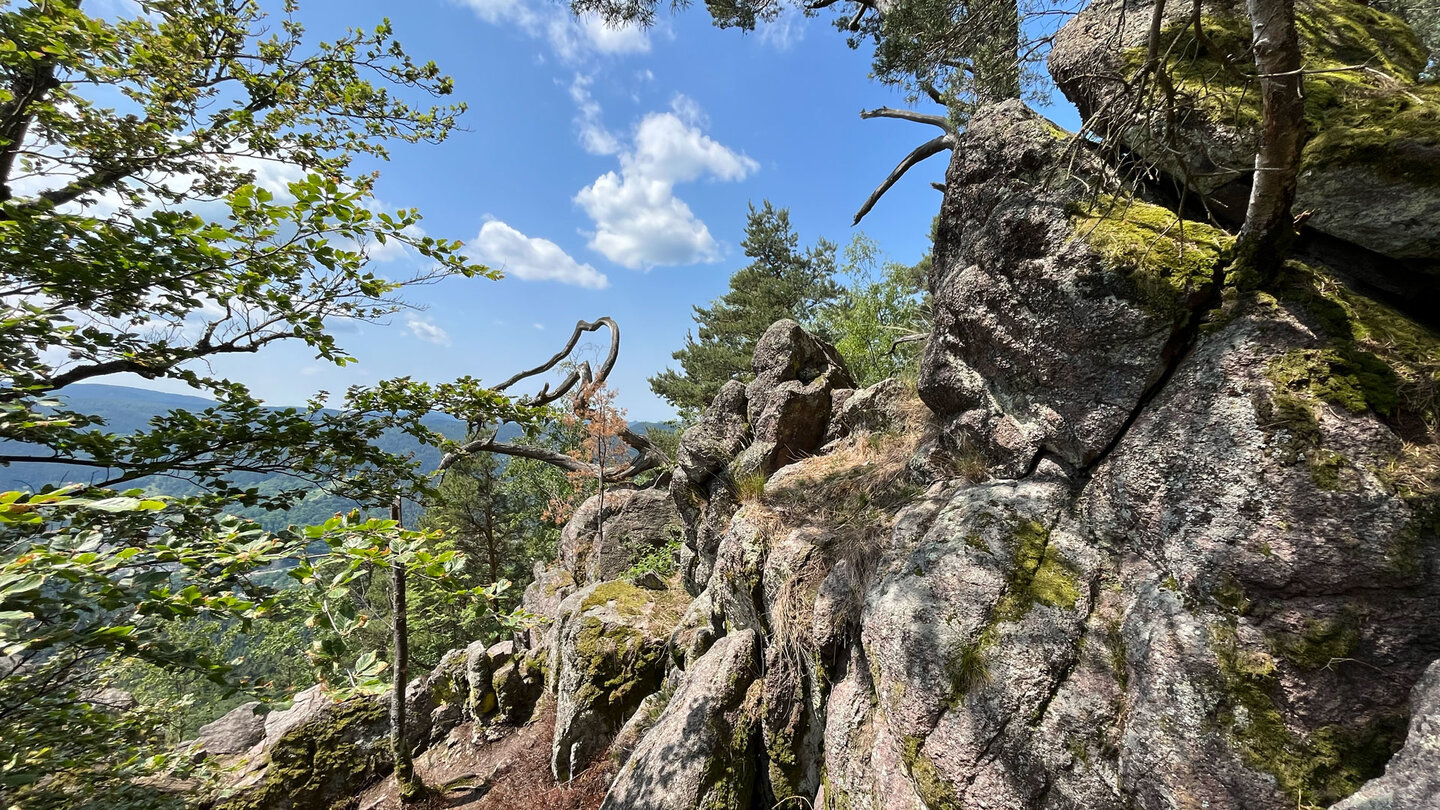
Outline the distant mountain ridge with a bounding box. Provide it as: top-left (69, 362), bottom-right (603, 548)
top-left (0, 384), bottom-right (670, 530)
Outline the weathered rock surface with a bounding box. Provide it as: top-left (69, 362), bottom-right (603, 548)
top-left (549, 580), bottom-right (690, 782)
top-left (1333, 660), bottom-right (1440, 809)
top-left (736, 319), bottom-right (856, 477)
top-left (599, 629), bottom-right (762, 810)
top-left (559, 487), bottom-right (683, 586)
top-left (918, 99), bottom-right (1217, 476)
top-left (672, 379), bottom-right (751, 590)
top-left (1048, 0), bottom-right (1440, 261)
top-left (215, 647), bottom-right (492, 809)
top-left (194, 701), bottom-right (267, 757)
top-left (203, 33), bottom-right (1440, 810)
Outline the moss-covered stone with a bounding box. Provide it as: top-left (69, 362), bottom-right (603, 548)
top-left (1122, 0), bottom-right (1440, 184)
top-left (1210, 623), bottom-right (1405, 805)
top-left (220, 697), bottom-right (389, 810)
top-left (1072, 196), bottom-right (1231, 318)
top-left (1271, 262), bottom-right (1440, 428)
top-left (900, 735), bottom-right (962, 809)
top-left (571, 615), bottom-right (665, 711)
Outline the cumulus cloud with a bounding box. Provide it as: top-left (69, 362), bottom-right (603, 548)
top-left (468, 220), bottom-right (610, 288)
top-left (406, 316), bottom-right (453, 346)
top-left (452, 0), bottom-right (648, 60)
top-left (574, 95), bottom-right (758, 269)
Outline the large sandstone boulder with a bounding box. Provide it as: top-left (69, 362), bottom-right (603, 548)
top-left (549, 580), bottom-right (691, 782)
top-left (734, 320), bottom-right (856, 478)
top-left (918, 99), bottom-right (1227, 476)
top-left (599, 629), bottom-right (763, 810)
top-left (215, 646), bottom-right (489, 808)
top-left (1048, 0), bottom-right (1440, 261)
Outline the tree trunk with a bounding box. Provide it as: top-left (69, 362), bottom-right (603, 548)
top-left (1236, 0), bottom-right (1305, 283)
top-left (390, 499), bottom-right (422, 802)
top-left (484, 506), bottom-right (499, 585)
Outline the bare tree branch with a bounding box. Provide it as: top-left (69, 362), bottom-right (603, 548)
top-left (853, 133), bottom-right (957, 225)
top-left (860, 107), bottom-right (956, 132)
top-left (439, 317), bottom-right (670, 481)
top-left (489, 317), bottom-right (619, 406)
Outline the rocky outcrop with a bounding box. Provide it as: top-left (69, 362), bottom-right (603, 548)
top-left (1334, 660), bottom-right (1440, 809)
top-left (671, 321), bottom-right (856, 590)
top-left (560, 488), bottom-right (685, 587)
top-left (203, 35), bottom-right (1440, 810)
top-left (599, 629), bottom-right (762, 810)
top-left (1048, 0), bottom-right (1440, 261)
top-left (548, 580), bottom-right (690, 782)
top-left (918, 99), bottom-right (1227, 477)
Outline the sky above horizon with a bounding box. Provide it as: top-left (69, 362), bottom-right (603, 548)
top-left (103, 0), bottom-right (1081, 422)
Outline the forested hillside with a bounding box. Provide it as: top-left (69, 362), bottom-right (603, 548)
top-left (2, 0), bottom-right (1438, 809)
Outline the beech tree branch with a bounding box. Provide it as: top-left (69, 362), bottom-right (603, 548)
top-left (853, 133), bottom-right (956, 225)
top-left (439, 316), bottom-right (670, 481)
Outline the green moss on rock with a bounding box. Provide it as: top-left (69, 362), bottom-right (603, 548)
top-left (1122, 0), bottom-right (1440, 184)
top-left (1210, 623), bottom-right (1405, 805)
top-left (994, 520), bottom-right (1082, 621)
top-left (900, 736), bottom-right (962, 809)
top-left (1072, 197), bottom-right (1230, 317)
top-left (1271, 612), bottom-right (1361, 669)
top-left (220, 697), bottom-right (389, 810)
top-left (1272, 262), bottom-right (1440, 427)
top-left (572, 615), bottom-right (665, 711)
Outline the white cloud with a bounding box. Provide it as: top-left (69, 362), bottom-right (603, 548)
top-left (570, 74), bottom-right (621, 155)
top-left (574, 96), bottom-right (758, 269)
top-left (468, 220), bottom-right (610, 289)
top-left (758, 5), bottom-right (807, 50)
top-left (452, 0), bottom-right (648, 60)
top-left (532, 322), bottom-right (545, 330)
top-left (406, 316), bottom-right (453, 346)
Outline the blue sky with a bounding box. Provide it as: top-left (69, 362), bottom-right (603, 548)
top-left (113, 0), bottom-right (1079, 422)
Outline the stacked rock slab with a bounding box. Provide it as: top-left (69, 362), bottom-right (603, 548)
top-left (671, 319), bottom-right (856, 590)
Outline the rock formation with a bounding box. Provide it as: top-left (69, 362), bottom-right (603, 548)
top-left (205, 3), bottom-right (1440, 808)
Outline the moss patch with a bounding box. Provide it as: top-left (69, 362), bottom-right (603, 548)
top-left (1210, 623), bottom-right (1405, 806)
top-left (220, 697), bottom-right (389, 810)
top-left (1270, 612), bottom-right (1361, 669)
top-left (1122, 0), bottom-right (1440, 185)
top-left (571, 615), bottom-right (667, 712)
top-left (1072, 196), bottom-right (1231, 318)
top-left (900, 736), bottom-right (962, 809)
top-left (1272, 262), bottom-right (1440, 428)
top-left (994, 520), bottom-right (1082, 621)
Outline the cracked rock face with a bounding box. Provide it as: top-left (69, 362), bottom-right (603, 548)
top-left (918, 99), bottom-right (1213, 478)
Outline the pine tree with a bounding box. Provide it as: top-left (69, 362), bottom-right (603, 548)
top-left (650, 201), bottom-right (841, 416)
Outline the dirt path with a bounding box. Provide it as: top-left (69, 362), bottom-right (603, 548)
top-left (353, 703), bottom-right (615, 810)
